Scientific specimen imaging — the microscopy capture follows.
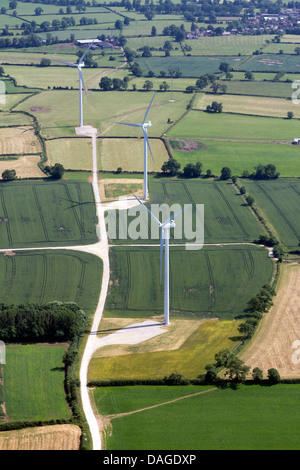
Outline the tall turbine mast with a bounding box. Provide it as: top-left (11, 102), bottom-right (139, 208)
top-left (116, 92), bottom-right (156, 200)
top-left (53, 44), bottom-right (93, 127)
top-left (133, 194), bottom-right (192, 325)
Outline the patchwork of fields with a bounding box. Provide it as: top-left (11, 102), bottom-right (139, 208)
top-left (1, 0), bottom-right (300, 452)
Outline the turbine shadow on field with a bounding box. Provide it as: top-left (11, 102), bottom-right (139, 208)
top-left (93, 322), bottom-right (163, 335)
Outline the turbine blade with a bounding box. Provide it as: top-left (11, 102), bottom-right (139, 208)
top-left (53, 59), bottom-right (76, 67)
top-left (162, 203), bottom-right (193, 227)
top-left (143, 129), bottom-right (155, 163)
top-left (115, 122), bottom-right (142, 128)
top-left (142, 90), bottom-right (157, 124)
top-left (132, 193), bottom-right (161, 226)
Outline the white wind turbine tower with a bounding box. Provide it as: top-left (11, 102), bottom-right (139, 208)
top-left (133, 194), bottom-right (192, 325)
top-left (53, 45), bottom-right (93, 128)
top-left (116, 91), bottom-right (156, 200)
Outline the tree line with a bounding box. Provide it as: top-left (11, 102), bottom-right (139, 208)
top-left (0, 301), bottom-right (86, 343)
top-left (161, 157), bottom-right (280, 182)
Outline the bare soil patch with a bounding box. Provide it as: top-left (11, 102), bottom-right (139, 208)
top-left (170, 139), bottom-right (210, 151)
top-left (98, 178), bottom-right (143, 202)
top-left (0, 155), bottom-right (43, 178)
top-left (240, 262), bottom-right (300, 378)
top-left (0, 127), bottom-right (41, 155)
top-left (0, 424), bottom-right (81, 450)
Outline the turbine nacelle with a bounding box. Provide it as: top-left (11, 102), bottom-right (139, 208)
top-left (143, 121), bottom-right (152, 128)
top-left (162, 221), bottom-right (176, 232)
top-left (115, 92), bottom-right (157, 199)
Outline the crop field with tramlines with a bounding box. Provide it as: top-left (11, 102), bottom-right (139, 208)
top-left (243, 179), bottom-right (300, 250)
top-left (0, 180), bottom-right (97, 248)
top-left (0, 250), bottom-right (102, 316)
top-left (107, 178), bottom-right (264, 245)
top-left (104, 245), bottom-right (273, 321)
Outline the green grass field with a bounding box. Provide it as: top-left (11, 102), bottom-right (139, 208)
top-left (135, 56), bottom-right (247, 78)
top-left (0, 249), bottom-right (102, 316)
top-left (94, 384), bottom-right (300, 450)
top-left (0, 180), bottom-right (97, 248)
top-left (167, 109), bottom-right (300, 141)
top-left (104, 244), bottom-right (273, 320)
top-left (3, 343), bottom-right (70, 422)
top-left (46, 138), bottom-right (97, 170)
top-left (184, 34), bottom-right (269, 56)
top-left (239, 54), bottom-right (300, 73)
top-left (170, 139), bottom-right (300, 177)
top-left (243, 178), bottom-right (300, 250)
top-left (15, 90), bottom-right (191, 138)
top-left (208, 79), bottom-right (293, 98)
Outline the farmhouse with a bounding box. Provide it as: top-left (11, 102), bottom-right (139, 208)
top-left (76, 38), bottom-right (120, 49)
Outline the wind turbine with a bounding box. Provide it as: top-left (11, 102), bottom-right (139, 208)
top-left (133, 194), bottom-right (192, 325)
top-left (116, 92), bottom-right (156, 200)
top-left (53, 45), bottom-right (93, 128)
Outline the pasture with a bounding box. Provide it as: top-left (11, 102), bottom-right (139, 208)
top-left (0, 249), bottom-right (102, 316)
top-left (99, 138), bottom-right (168, 172)
top-left (0, 180), bottom-right (98, 248)
top-left (3, 64), bottom-right (110, 91)
top-left (243, 179), bottom-right (300, 250)
top-left (15, 90), bottom-right (191, 138)
top-left (183, 34), bottom-right (270, 56)
top-left (3, 343), bottom-right (70, 422)
top-left (210, 79), bottom-right (293, 98)
top-left (167, 110), bottom-right (300, 141)
top-left (104, 244), bottom-right (274, 320)
top-left (45, 137), bottom-right (96, 171)
top-left (169, 139), bottom-right (300, 177)
top-left (89, 318), bottom-right (242, 380)
top-left (94, 384), bottom-right (300, 450)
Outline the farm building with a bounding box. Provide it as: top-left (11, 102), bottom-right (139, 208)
top-left (76, 38), bottom-right (120, 49)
